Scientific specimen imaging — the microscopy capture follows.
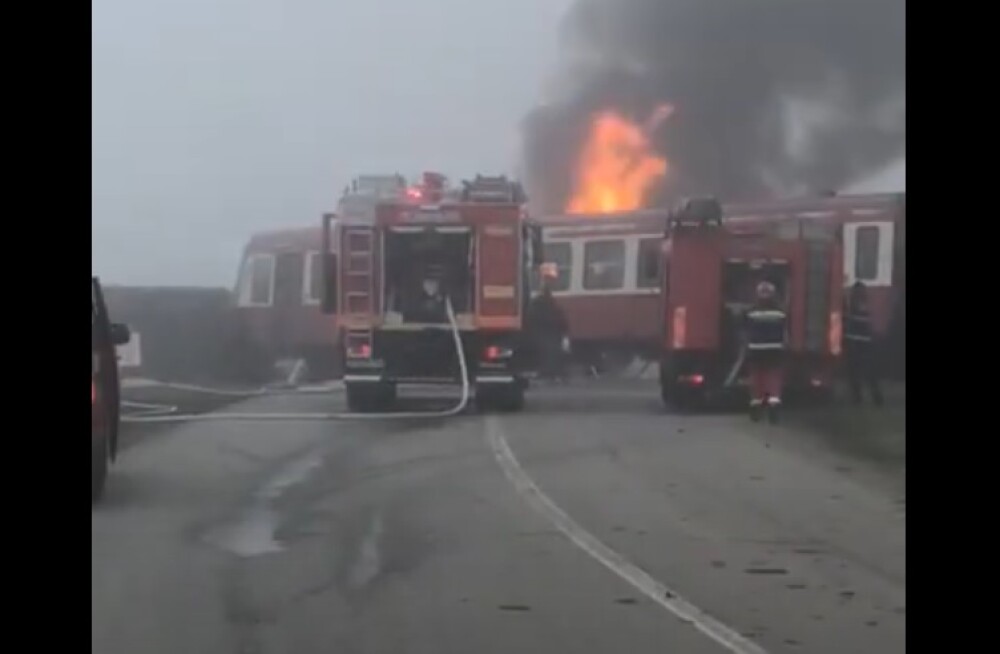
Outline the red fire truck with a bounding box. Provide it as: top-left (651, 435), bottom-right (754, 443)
top-left (659, 198), bottom-right (844, 409)
top-left (320, 174), bottom-right (540, 412)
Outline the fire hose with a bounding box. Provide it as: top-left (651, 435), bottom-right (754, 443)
top-left (121, 298), bottom-right (471, 423)
top-left (723, 345), bottom-right (747, 389)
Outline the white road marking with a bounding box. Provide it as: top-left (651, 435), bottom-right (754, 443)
top-left (486, 416), bottom-right (769, 654)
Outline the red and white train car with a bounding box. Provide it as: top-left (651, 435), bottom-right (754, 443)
top-left (533, 209), bottom-right (670, 368)
top-left (536, 193), bottom-right (905, 377)
top-left (234, 226), bottom-right (341, 377)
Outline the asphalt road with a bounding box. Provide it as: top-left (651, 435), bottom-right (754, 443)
top-left (93, 385), bottom-right (905, 654)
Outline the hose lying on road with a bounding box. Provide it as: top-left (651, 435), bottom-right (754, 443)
top-left (121, 400), bottom-right (179, 418)
top-left (122, 298), bottom-right (471, 423)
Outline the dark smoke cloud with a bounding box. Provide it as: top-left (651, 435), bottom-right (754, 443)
top-left (523, 0), bottom-right (905, 213)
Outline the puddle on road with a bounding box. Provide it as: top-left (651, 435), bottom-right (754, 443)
top-left (348, 512), bottom-right (384, 589)
top-left (203, 452), bottom-right (324, 558)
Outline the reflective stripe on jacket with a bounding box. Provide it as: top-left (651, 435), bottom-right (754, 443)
top-left (844, 307), bottom-right (873, 343)
top-left (746, 308), bottom-right (787, 351)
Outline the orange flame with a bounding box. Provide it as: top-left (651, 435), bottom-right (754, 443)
top-left (566, 105), bottom-right (673, 214)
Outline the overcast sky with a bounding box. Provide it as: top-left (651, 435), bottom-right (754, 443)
top-left (92, 0), bottom-right (573, 286)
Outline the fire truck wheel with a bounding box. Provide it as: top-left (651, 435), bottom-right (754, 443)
top-left (92, 423), bottom-right (110, 504)
top-left (661, 383), bottom-right (703, 414)
top-left (476, 384), bottom-right (524, 413)
top-left (659, 382), bottom-right (671, 408)
top-left (346, 384), bottom-right (377, 413)
top-left (376, 383), bottom-right (398, 411)
top-left (347, 383), bottom-right (397, 413)
top-left (501, 385), bottom-right (526, 412)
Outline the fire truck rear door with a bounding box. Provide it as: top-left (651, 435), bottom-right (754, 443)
top-left (478, 224), bottom-right (520, 328)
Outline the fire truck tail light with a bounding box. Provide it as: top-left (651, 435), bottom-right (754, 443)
top-left (672, 306), bottom-right (687, 349)
top-left (829, 310), bottom-right (842, 355)
top-left (347, 342), bottom-right (372, 359)
top-left (484, 345), bottom-right (513, 361)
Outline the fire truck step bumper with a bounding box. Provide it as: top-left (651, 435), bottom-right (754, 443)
top-left (476, 375), bottom-right (516, 384)
top-left (344, 375), bottom-right (384, 383)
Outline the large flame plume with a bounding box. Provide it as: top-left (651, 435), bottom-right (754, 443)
top-left (566, 105), bottom-right (672, 214)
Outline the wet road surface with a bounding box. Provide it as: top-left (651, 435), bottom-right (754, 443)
top-left (93, 385), bottom-right (905, 654)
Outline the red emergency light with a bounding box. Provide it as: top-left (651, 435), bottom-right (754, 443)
top-left (405, 187), bottom-right (423, 201)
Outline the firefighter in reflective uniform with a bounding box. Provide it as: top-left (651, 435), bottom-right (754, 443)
top-left (526, 263), bottom-right (570, 382)
top-left (844, 281), bottom-right (884, 406)
top-left (744, 281), bottom-right (787, 420)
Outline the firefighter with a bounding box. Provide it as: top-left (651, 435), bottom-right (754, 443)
top-left (744, 280), bottom-right (787, 421)
top-left (843, 281), bottom-right (884, 406)
top-left (407, 264), bottom-right (448, 323)
top-left (526, 264), bottom-right (570, 382)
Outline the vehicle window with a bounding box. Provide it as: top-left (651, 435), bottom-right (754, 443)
top-left (238, 254), bottom-right (275, 307)
top-left (532, 242), bottom-right (572, 292)
top-left (855, 226), bottom-right (880, 281)
top-left (542, 242), bottom-right (572, 291)
top-left (583, 240), bottom-right (625, 290)
top-left (637, 238), bottom-right (661, 289)
top-left (304, 251), bottom-right (323, 304)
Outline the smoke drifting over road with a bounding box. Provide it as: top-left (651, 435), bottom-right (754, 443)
top-left (523, 0), bottom-right (905, 213)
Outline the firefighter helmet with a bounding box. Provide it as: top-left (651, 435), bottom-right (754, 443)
top-left (756, 281), bottom-right (776, 300)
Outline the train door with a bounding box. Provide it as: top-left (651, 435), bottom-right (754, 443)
top-left (271, 252), bottom-right (304, 356)
top-left (844, 221), bottom-right (895, 333)
top-left (635, 236), bottom-right (663, 354)
top-left (844, 221), bottom-right (894, 287)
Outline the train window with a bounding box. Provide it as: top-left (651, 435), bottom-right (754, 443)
top-left (238, 254), bottom-right (275, 307)
top-left (855, 226), bottom-right (880, 281)
top-left (303, 251), bottom-right (323, 304)
top-left (544, 242), bottom-right (572, 291)
top-left (583, 240), bottom-right (625, 290)
top-left (637, 238), bottom-right (661, 289)
top-left (532, 242), bottom-right (571, 292)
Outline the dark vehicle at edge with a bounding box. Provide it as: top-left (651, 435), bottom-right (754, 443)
top-left (92, 277), bottom-right (131, 503)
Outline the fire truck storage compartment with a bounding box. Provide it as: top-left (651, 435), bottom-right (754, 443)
top-left (383, 227), bottom-right (474, 322)
top-left (719, 259), bottom-right (790, 381)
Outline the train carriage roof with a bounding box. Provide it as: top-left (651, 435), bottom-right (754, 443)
top-left (724, 193), bottom-right (905, 223)
top-left (243, 226), bottom-right (322, 254)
